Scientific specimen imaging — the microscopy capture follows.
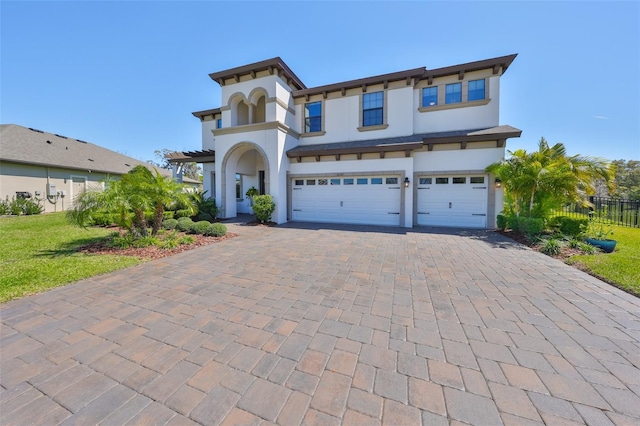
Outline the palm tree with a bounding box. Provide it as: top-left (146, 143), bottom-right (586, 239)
top-left (68, 166), bottom-right (195, 237)
top-left (487, 138), bottom-right (613, 219)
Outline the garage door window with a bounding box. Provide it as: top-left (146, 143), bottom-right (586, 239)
top-left (357, 178), bottom-right (368, 185)
top-left (419, 177), bottom-right (432, 184)
top-left (319, 179), bottom-right (328, 185)
top-left (470, 177), bottom-right (485, 184)
top-left (330, 179), bottom-right (340, 185)
top-left (371, 178), bottom-right (383, 184)
top-left (307, 179), bottom-right (316, 185)
top-left (453, 177), bottom-right (466, 184)
top-left (436, 177), bottom-right (449, 184)
top-left (295, 179), bottom-right (304, 186)
top-left (385, 177), bottom-right (398, 184)
top-left (344, 178), bottom-right (354, 185)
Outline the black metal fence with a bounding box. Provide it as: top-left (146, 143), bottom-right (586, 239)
top-left (554, 197), bottom-right (640, 228)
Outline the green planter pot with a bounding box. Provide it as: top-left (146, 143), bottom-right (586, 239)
top-left (585, 238), bottom-right (617, 253)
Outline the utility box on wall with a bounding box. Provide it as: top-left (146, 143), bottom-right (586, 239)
top-left (46, 183), bottom-right (57, 197)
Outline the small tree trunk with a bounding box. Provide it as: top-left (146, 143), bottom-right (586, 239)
top-left (134, 209), bottom-right (147, 237)
top-left (152, 203), bottom-right (163, 236)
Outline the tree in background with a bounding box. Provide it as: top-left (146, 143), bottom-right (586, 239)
top-left (148, 148), bottom-right (202, 181)
top-left (612, 160), bottom-right (640, 200)
top-left (68, 165), bottom-right (195, 237)
top-left (487, 137), bottom-right (613, 219)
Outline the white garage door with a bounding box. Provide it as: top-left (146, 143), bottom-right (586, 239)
top-left (416, 175), bottom-right (488, 228)
top-left (291, 176), bottom-right (401, 226)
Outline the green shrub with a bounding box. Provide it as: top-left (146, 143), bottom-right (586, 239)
top-left (177, 216), bottom-right (192, 223)
top-left (163, 218), bottom-right (178, 230)
top-left (90, 212), bottom-right (117, 227)
top-left (579, 242), bottom-right (599, 254)
top-left (132, 236), bottom-right (159, 248)
top-left (550, 216), bottom-right (588, 237)
top-left (176, 217), bottom-right (194, 232)
top-left (163, 211), bottom-right (174, 220)
top-left (195, 196), bottom-right (219, 222)
top-left (567, 237), bottom-right (582, 249)
top-left (507, 214), bottom-right (519, 231)
top-left (191, 220), bottom-right (212, 234)
top-left (540, 238), bottom-right (563, 256)
top-left (108, 233), bottom-right (135, 249)
top-left (179, 235), bottom-right (195, 245)
top-left (0, 197), bottom-right (10, 215)
top-left (252, 194), bottom-right (275, 223)
top-left (204, 223), bottom-right (227, 237)
top-left (496, 214), bottom-right (507, 231)
top-left (517, 217), bottom-right (544, 236)
top-left (22, 198), bottom-right (44, 215)
top-left (175, 209), bottom-right (193, 218)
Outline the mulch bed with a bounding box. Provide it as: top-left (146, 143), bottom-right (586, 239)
top-left (78, 231), bottom-right (237, 261)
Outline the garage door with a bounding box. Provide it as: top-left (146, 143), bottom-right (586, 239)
top-left (291, 176), bottom-right (401, 226)
top-left (416, 175), bottom-right (488, 228)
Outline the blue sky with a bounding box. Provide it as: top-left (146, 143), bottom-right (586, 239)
top-left (2, 1), bottom-right (639, 163)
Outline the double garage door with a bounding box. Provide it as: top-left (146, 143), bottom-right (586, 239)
top-left (416, 175), bottom-right (488, 228)
top-left (291, 176), bottom-right (402, 226)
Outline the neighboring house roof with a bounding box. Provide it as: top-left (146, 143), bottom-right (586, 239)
top-left (286, 125), bottom-right (522, 159)
top-left (0, 124), bottom-right (200, 184)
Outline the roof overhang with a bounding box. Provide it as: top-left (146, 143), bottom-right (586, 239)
top-left (208, 57), bottom-right (306, 90)
top-left (423, 54), bottom-right (518, 83)
top-left (166, 149), bottom-right (215, 164)
top-left (192, 108), bottom-right (221, 120)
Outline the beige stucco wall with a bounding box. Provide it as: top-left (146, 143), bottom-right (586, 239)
top-left (0, 162), bottom-right (110, 213)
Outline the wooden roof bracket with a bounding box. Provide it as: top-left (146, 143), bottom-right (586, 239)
top-left (335, 154), bottom-right (340, 161)
top-left (380, 151), bottom-right (386, 159)
top-left (497, 139), bottom-right (505, 148)
top-left (315, 155), bottom-right (320, 162)
top-left (427, 75), bottom-right (433, 85)
top-left (233, 74), bottom-right (240, 83)
top-left (296, 156), bottom-right (302, 163)
top-left (405, 150), bottom-right (411, 158)
top-left (361, 84), bottom-right (367, 93)
top-left (458, 70), bottom-right (465, 80)
top-left (427, 143), bottom-right (434, 151)
top-left (250, 70), bottom-right (256, 79)
top-left (341, 87), bottom-right (346, 96)
top-left (383, 80), bottom-right (389, 89)
top-left (322, 91), bottom-right (328, 99)
top-left (493, 64), bottom-right (501, 75)
top-left (356, 153), bottom-right (362, 160)
top-left (461, 142), bottom-right (467, 150)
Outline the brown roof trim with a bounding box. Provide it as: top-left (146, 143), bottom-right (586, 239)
top-left (423, 54), bottom-right (518, 81)
top-left (192, 108), bottom-right (221, 119)
top-left (166, 149), bottom-right (216, 164)
top-left (422, 126), bottom-right (522, 145)
top-left (208, 57), bottom-right (307, 90)
top-left (292, 67), bottom-right (425, 98)
top-left (286, 141), bottom-right (423, 158)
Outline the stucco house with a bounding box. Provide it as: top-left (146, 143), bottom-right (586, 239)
top-left (0, 124), bottom-right (200, 213)
top-left (180, 54), bottom-right (521, 228)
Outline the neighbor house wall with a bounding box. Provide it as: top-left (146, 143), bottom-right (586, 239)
top-left (0, 162), bottom-right (110, 213)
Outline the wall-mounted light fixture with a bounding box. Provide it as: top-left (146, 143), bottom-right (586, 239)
top-left (495, 178), bottom-right (502, 188)
top-left (404, 177), bottom-right (410, 188)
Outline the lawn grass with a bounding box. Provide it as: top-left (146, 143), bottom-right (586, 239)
top-left (0, 213), bottom-right (140, 303)
top-left (567, 224), bottom-right (640, 296)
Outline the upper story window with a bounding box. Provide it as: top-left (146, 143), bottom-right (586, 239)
top-left (362, 91), bottom-right (384, 126)
top-left (217, 118), bottom-right (222, 129)
top-left (422, 87), bottom-right (438, 107)
top-left (468, 79), bottom-right (485, 101)
top-left (445, 83), bottom-right (462, 104)
top-left (305, 101), bottom-right (322, 133)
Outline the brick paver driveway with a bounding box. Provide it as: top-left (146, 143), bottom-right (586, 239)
top-left (2, 222), bottom-right (640, 425)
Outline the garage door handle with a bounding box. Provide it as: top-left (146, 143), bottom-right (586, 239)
top-left (388, 212), bottom-right (400, 215)
top-left (472, 213), bottom-right (486, 216)
top-left (293, 209), bottom-right (302, 212)
top-left (473, 186), bottom-right (487, 189)
top-left (418, 212), bottom-right (429, 215)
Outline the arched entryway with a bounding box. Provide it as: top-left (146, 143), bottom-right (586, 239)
top-left (220, 142), bottom-right (270, 219)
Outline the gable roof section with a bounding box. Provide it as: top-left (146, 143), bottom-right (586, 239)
top-left (0, 124), bottom-right (200, 183)
top-left (286, 125), bottom-right (522, 159)
top-left (208, 57), bottom-right (307, 90)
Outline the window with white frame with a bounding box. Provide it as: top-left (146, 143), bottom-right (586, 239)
top-left (235, 173), bottom-right (242, 200)
top-left (362, 92), bottom-right (384, 126)
top-left (304, 101), bottom-right (322, 133)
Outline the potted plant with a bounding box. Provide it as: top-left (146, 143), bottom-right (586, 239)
top-left (584, 210), bottom-right (616, 253)
top-left (245, 187), bottom-right (259, 207)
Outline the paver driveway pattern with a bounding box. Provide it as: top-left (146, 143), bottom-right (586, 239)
top-left (1, 221), bottom-right (640, 425)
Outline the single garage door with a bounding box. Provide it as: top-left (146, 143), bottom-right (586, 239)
top-left (416, 175), bottom-right (488, 228)
top-left (291, 176), bottom-right (401, 226)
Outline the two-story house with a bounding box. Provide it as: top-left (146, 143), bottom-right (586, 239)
top-left (184, 54), bottom-right (521, 228)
